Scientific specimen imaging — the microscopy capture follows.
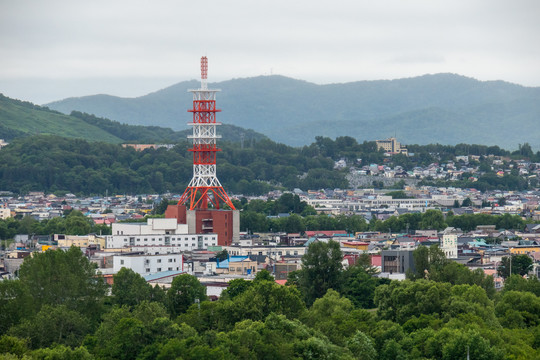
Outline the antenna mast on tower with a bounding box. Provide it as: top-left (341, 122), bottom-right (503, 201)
top-left (177, 57), bottom-right (235, 210)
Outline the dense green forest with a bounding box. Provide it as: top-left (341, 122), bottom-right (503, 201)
top-left (0, 135), bottom-right (345, 195)
top-left (1, 243), bottom-right (539, 359)
top-left (0, 132), bottom-right (538, 196)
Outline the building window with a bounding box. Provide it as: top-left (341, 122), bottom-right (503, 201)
top-left (146, 268), bottom-right (150, 272)
top-left (120, 260), bottom-right (124, 265)
top-left (168, 267), bottom-right (172, 271)
top-left (168, 259), bottom-right (173, 262)
top-left (157, 268), bottom-right (161, 272)
top-left (157, 259), bottom-right (161, 263)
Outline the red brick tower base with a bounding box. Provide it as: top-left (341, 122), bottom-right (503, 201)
top-left (165, 204), bottom-right (239, 246)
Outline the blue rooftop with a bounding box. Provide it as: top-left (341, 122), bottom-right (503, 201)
top-left (217, 256), bottom-right (249, 269)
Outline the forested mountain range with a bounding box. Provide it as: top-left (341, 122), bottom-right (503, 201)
top-left (0, 94), bottom-right (266, 144)
top-left (45, 73), bottom-right (540, 149)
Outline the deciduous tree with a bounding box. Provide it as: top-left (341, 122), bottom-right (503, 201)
top-left (112, 268), bottom-right (153, 307)
top-left (167, 274), bottom-right (207, 317)
top-left (17, 246), bottom-right (107, 321)
top-left (294, 240), bottom-right (344, 305)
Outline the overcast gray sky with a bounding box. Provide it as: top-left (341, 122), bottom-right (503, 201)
top-left (1, 0), bottom-right (539, 104)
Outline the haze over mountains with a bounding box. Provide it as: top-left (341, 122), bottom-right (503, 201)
top-left (45, 74), bottom-right (540, 150)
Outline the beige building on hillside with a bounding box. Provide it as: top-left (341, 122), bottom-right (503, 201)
top-left (376, 137), bottom-right (408, 155)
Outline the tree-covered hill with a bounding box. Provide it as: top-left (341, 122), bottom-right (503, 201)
top-left (0, 94), bottom-right (123, 143)
top-left (0, 135), bottom-right (347, 195)
top-left (45, 74), bottom-right (540, 149)
top-left (0, 134), bottom-right (538, 196)
top-left (0, 94), bottom-right (267, 144)
top-left (70, 111), bottom-right (267, 144)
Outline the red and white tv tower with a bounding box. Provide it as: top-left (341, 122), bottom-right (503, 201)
top-left (177, 57), bottom-right (235, 210)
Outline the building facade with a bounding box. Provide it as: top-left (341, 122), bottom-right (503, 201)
top-left (113, 253), bottom-right (184, 275)
top-left (376, 137), bottom-right (408, 155)
top-left (165, 204), bottom-right (239, 246)
top-left (106, 218), bottom-right (217, 250)
top-left (381, 249), bottom-right (416, 274)
top-left (441, 233), bottom-right (458, 259)
top-left (0, 206), bottom-right (10, 220)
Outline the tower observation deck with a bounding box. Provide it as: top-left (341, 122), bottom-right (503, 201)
top-left (177, 57), bottom-right (235, 210)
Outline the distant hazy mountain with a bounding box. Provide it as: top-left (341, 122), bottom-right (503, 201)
top-left (45, 74), bottom-right (540, 149)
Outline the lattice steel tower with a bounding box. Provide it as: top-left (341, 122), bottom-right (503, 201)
top-left (177, 56), bottom-right (235, 210)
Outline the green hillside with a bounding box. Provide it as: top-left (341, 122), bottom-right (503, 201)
top-left (70, 111), bottom-right (267, 144)
top-left (0, 94), bottom-right (122, 143)
top-left (46, 74), bottom-right (540, 149)
top-left (0, 94), bottom-right (267, 145)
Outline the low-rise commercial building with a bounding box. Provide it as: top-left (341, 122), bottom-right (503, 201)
top-left (113, 253), bottom-right (184, 276)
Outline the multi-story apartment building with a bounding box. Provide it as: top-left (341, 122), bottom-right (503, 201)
top-left (106, 218), bottom-right (218, 250)
top-left (376, 137), bottom-right (408, 155)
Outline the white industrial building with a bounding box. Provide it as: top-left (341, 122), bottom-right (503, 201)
top-left (111, 218), bottom-right (187, 236)
top-left (106, 218), bottom-right (218, 250)
top-left (113, 253), bottom-right (184, 275)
